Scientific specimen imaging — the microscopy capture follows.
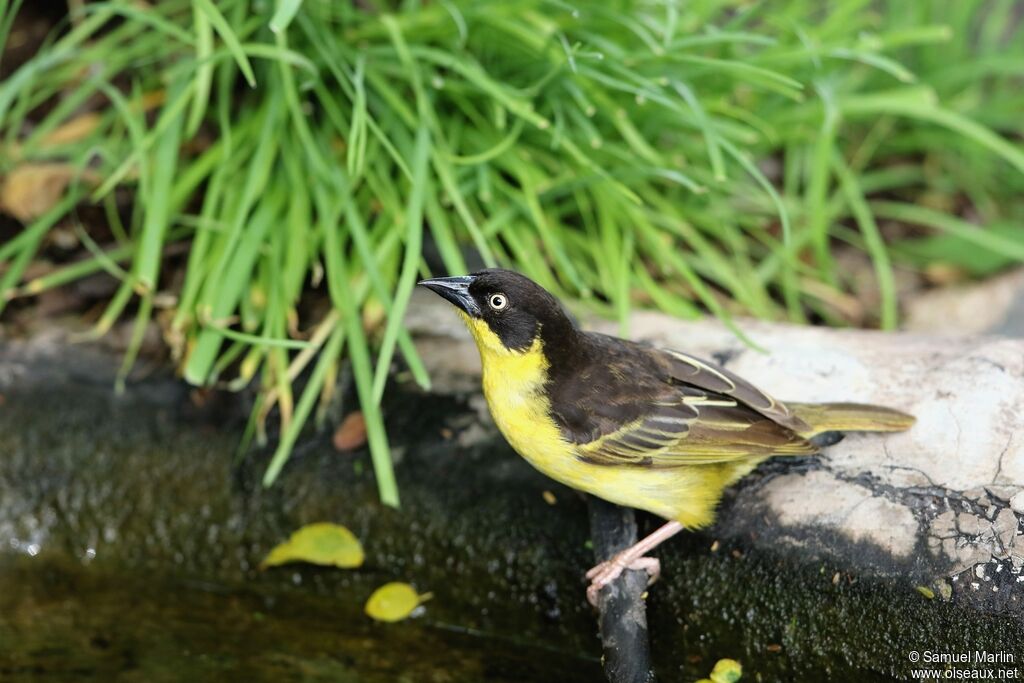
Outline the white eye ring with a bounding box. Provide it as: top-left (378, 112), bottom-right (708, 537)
top-left (488, 293), bottom-right (508, 310)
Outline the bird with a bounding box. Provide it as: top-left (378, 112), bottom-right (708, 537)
top-left (418, 268), bottom-right (914, 605)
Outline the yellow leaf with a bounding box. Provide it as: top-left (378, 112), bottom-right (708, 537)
top-left (916, 585), bottom-right (935, 599)
top-left (364, 582), bottom-right (428, 623)
top-left (259, 522), bottom-right (364, 570)
top-left (42, 113), bottom-right (102, 147)
top-left (710, 658), bottom-right (743, 683)
top-left (1, 163), bottom-right (76, 222)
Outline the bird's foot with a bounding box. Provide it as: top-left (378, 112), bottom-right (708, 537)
top-left (585, 553), bottom-right (661, 607)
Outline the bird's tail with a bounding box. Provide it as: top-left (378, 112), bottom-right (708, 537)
top-left (788, 402), bottom-right (915, 439)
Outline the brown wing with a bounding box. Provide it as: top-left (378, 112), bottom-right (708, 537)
top-left (559, 336), bottom-right (815, 468)
top-left (653, 348), bottom-right (811, 433)
top-left (576, 384), bottom-right (815, 468)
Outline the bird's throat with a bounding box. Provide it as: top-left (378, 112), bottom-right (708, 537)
top-left (459, 314), bottom-right (563, 448)
top-left (463, 315), bottom-right (549, 395)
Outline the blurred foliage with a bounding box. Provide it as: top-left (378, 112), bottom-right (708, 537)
top-left (1, 0), bottom-right (1023, 503)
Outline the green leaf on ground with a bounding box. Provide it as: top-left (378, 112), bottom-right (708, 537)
top-left (710, 658), bottom-right (743, 682)
top-left (260, 522), bottom-right (364, 570)
top-left (364, 582), bottom-right (430, 623)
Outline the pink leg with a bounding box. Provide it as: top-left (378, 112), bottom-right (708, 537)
top-left (585, 521), bottom-right (684, 606)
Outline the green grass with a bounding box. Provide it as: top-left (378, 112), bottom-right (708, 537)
top-left (2, 0), bottom-right (1024, 505)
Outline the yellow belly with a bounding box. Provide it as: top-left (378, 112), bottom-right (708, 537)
top-left (467, 317), bottom-right (738, 528)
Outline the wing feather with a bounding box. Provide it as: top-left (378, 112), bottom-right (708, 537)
top-left (561, 334), bottom-right (817, 468)
top-left (657, 349), bottom-right (811, 433)
top-left (581, 393), bottom-right (811, 466)
top-left (576, 381), bottom-right (815, 468)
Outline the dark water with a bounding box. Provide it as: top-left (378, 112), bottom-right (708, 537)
top-left (6, 552), bottom-right (1021, 683)
top-left (0, 558), bottom-right (600, 683)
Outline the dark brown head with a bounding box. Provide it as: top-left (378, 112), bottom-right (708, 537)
top-left (418, 269), bottom-right (578, 353)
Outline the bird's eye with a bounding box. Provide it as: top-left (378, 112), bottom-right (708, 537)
top-left (488, 293), bottom-right (508, 310)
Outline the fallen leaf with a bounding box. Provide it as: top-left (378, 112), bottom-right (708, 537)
top-left (8, 91), bottom-right (163, 161)
top-left (333, 411), bottom-right (367, 451)
top-left (916, 585), bottom-right (935, 599)
top-left (365, 582), bottom-right (429, 623)
top-left (137, 90), bottom-right (167, 111)
top-left (43, 113), bottom-right (102, 147)
top-left (6, 114), bottom-right (101, 161)
top-left (710, 658), bottom-right (742, 683)
top-left (260, 522), bottom-right (364, 570)
top-left (924, 262), bottom-right (967, 286)
top-left (1, 163), bottom-right (77, 222)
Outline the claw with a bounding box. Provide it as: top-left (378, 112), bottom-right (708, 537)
top-left (585, 554), bottom-right (661, 606)
top-left (583, 521), bottom-right (684, 607)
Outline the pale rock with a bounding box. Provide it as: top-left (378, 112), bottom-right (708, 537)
top-left (904, 267), bottom-right (1024, 335)
top-left (1011, 491), bottom-right (1024, 516)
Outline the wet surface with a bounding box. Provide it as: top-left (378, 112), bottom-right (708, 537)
top-left (0, 557), bottom-right (598, 683)
top-left (1, 342), bottom-right (1023, 681)
top-left (646, 544), bottom-right (1024, 681)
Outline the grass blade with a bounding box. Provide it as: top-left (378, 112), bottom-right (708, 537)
top-left (193, 0), bottom-right (256, 87)
top-left (371, 124), bottom-right (430, 402)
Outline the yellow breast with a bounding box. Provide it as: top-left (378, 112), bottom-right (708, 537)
top-left (462, 316), bottom-right (567, 472)
top-left (462, 316), bottom-right (735, 528)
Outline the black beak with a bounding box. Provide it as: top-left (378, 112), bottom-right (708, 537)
top-left (417, 275), bottom-right (480, 316)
